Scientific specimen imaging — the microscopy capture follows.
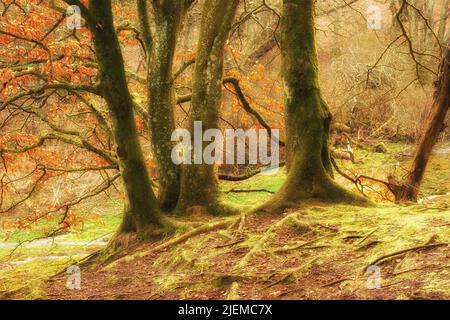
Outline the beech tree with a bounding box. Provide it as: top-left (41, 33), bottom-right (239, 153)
top-left (65, 0), bottom-right (172, 242)
top-left (139, 0), bottom-right (193, 212)
top-left (394, 40), bottom-right (450, 201)
top-left (257, 0), bottom-right (368, 214)
top-left (0, 0), bottom-right (173, 245)
top-left (177, 0), bottom-right (240, 215)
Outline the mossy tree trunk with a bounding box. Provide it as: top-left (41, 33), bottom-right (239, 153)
top-left (395, 41), bottom-right (450, 202)
top-left (258, 0), bottom-right (367, 214)
top-left (140, 0), bottom-right (193, 212)
top-left (88, 0), bottom-right (169, 239)
top-left (177, 0), bottom-right (239, 215)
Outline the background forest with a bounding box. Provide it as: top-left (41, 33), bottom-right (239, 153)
top-left (0, 0), bottom-right (449, 300)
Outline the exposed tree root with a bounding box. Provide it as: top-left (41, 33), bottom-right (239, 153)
top-left (226, 281), bottom-right (240, 300)
top-left (151, 220), bottom-right (234, 253)
top-left (252, 199), bottom-right (300, 216)
top-left (264, 257), bottom-right (319, 288)
top-left (97, 232), bottom-right (143, 265)
top-left (289, 216), bottom-right (315, 234)
top-left (253, 176), bottom-right (372, 216)
top-left (233, 213), bottom-right (300, 269)
top-left (228, 213), bottom-right (244, 231)
top-left (320, 277), bottom-right (352, 288)
top-left (215, 237), bottom-right (246, 249)
top-left (48, 234), bottom-right (141, 275)
top-left (276, 288), bottom-right (305, 298)
top-left (180, 201), bottom-right (240, 218)
top-left (97, 216), bottom-right (181, 264)
top-left (236, 213), bottom-right (246, 234)
top-left (367, 242), bottom-right (448, 269)
top-left (357, 240), bottom-right (381, 250)
top-left (274, 235), bottom-right (330, 254)
top-left (108, 219), bottom-right (237, 266)
top-left (52, 218), bottom-right (236, 275)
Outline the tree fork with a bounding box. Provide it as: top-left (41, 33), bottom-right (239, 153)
top-left (143, 0), bottom-right (193, 212)
top-left (88, 0), bottom-right (173, 240)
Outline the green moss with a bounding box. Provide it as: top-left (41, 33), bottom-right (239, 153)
top-left (0, 257), bottom-right (85, 299)
top-left (1, 141), bottom-right (449, 299)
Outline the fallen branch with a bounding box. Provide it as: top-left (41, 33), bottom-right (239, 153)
top-left (226, 188), bottom-right (274, 194)
top-left (331, 157), bottom-right (396, 200)
top-left (219, 162), bottom-right (285, 181)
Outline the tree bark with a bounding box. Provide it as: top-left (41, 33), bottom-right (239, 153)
top-left (395, 40), bottom-right (450, 202)
top-left (89, 0), bottom-right (169, 238)
top-left (177, 0), bottom-right (239, 215)
top-left (144, 0), bottom-right (192, 212)
top-left (257, 0), bottom-right (368, 214)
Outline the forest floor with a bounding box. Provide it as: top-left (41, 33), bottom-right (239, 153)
top-left (0, 142), bottom-right (449, 300)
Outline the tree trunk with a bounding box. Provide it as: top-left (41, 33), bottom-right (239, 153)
top-left (395, 41), bottom-right (450, 202)
top-left (145, 0), bottom-right (191, 212)
top-left (177, 0), bottom-right (239, 215)
top-left (89, 0), bottom-right (169, 238)
top-left (257, 0), bottom-right (368, 214)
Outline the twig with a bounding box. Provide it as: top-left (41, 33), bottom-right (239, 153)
top-left (226, 188), bottom-right (275, 194)
top-left (356, 228), bottom-right (378, 245)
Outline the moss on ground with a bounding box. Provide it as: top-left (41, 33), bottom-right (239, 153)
top-left (1, 142), bottom-right (449, 299)
top-left (0, 257), bottom-right (86, 299)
